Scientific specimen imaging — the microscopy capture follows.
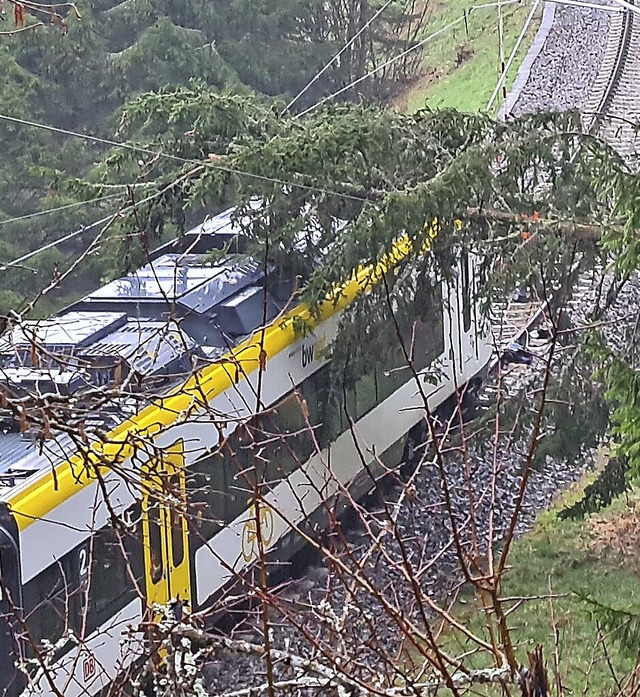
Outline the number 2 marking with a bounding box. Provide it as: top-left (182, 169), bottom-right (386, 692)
top-left (79, 548), bottom-right (88, 578)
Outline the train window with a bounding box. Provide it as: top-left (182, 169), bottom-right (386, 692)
top-left (409, 318), bottom-right (440, 372)
top-left (229, 423), bottom-right (254, 479)
top-left (461, 251), bottom-right (472, 333)
top-left (352, 370), bottom-right (378, 419)
top-left (169, 475), bottom-right (185, 568)
top-left (23, 561), bottom-right (69, 647)
top-left (298, 368), bottom-right (320, 424)
top-left (86, 528), bottom-right (136, 635)
top-left (188, 452), bottom-right (226, 542)
top-left (376, 344), bottom-right (406, 402)
top-left (342, 379), bottom-right (357, 429)
top-left (269, 393), bottom-right (314, 475)
top-left (311, 369), bottom-right (343, 447)
top-left (147, 503), bottom-right (163, 585)
top-left (0, 530), bottom-right (23, 695)
top-left (223, 431), bottom-right (254, 525)
top-left (298, 365), bottom-right (327, 447)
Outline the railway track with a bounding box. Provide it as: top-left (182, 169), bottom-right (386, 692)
top-left (483, 257), bottom-right (610, 405)
top-left (587, 0), bottom-right (640, 166)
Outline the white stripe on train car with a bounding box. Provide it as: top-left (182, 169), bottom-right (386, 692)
top-left (23, 599), bottom-right (143, 697)
top-left (20, 474), bottom-right (137, 584)
top-left (193, 338), bottom-right (491, 606)
top-left (17, 315), bottom-right (339, 585)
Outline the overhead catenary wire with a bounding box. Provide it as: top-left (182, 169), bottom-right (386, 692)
top-left (497, 0), bottom-right (507, 104)
top-left (0, 0), bottom-right (619, 160)
top-left (0, 0), bottom-right (623, 272)
top-left (548, 0), bottom-right (624, 11)
top-left (282, 0), bottom-right (396, 115)
top-left (0, 0), bottom-right (580, 271)
top-left (296, 0), bottom-right (524, 118)
top-left (0, 192), bottom-right (124, 227)
top-left (0, 113), bottom-right (370, 205)
top-left (486, 0), bottom-right (542, 113)
top-left (0, 190), bottom-right (165, 271)
top-left (485, 0), bottom-right (627, 113)
top-left (297, 0), bottom-right (627, 117)
top-left (609, 0), bottom-right (640, 15)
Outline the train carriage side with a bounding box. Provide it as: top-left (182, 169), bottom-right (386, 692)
top-left (0, 509), bottom-right (25, 697)
top-left (184, 250), bottom-right (491, 610)
top-left (0, 235), bottom-right (490, 696)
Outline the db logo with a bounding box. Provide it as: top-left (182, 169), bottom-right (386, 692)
top-left (82, 653), bottom-right (96, 683)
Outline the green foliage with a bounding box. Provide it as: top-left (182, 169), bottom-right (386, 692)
top-left (578, 591), bottom-right (640, 653)
top-left (70, 86), bottom-right (634, 378)
top-left (533, 339), bottom-right (610, 468)
top-left (86, 93), bottom-right (640, 420)
top-left (2, 1), bottom-right (632, 326)
top-left (0, 290), bottom-right (24, 316)
top-left (444, 500), bottom-right (640, 695)
top-left (0, 0), bottom-right (427, 316)
top-left (14, 12), bottom-right (107, 128)
top-left (601, 168), bottom-right (640, 278)
top-left (404, 1), bottom-right (542, 114)
top-left (115, 84), bottom-right (279, 163)
top-left (106, 96), bottom-right (614, 311)
top-left (559, 457), bottom-right (629, 520)
top-left (587, 333), bottom-right (640, 481)
top-left (106, 19), bottom-right (239, 101)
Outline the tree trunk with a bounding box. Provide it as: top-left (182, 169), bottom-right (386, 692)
top-left (519, 645), bottom-right (550, 697)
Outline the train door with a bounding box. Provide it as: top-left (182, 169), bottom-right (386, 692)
top-left (456, 251), bottom-right (473, 374)
top-left (0, 526), bottom-right (24, 697)
top-left (142, 440), bottom-right (192, 612)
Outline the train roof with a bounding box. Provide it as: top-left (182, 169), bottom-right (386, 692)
top-left (0, 208), bottom-right (419, 524)
top-left (0, 311), bottom-right (128, 352)
top-left (78, 254), bottom-right (263, 309)
top-left (0, 205), bottom-right (285, 493)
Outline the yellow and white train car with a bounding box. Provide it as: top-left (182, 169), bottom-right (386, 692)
top-left (0, 209), bottom-right (492, 696)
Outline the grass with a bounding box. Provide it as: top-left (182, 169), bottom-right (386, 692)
top-left (398, 0), bottom-right (543, 114)
top-left (435, 482), bottom-right (640, 695)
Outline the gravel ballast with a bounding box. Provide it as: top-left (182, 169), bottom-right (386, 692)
top-left (509, 3), bottom-right (613, 115)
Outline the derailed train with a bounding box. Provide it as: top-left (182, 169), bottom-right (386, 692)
top-left (0, 208), bottom-right (492, 696)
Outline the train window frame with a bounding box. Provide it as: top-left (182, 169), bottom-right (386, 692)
top-left (308, 365), bottom-right (344, 447)
top-left (0, 537), bottom-right (21, 694)
top-left (188, 450), bottom-right (226, 541)
top-left (22, 559), bottom-right (71, 649)
top-left (376, 343), bottom-right (406, 403)
top-left (85, 527), bottom-right (137, 636)
top-left (223, 429), bottom-right (254, 525)
top-left (268, 393), bottom-right (313, 475)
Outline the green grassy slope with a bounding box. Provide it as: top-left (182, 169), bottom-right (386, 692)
top-left (439, 480), bottom-right (640, 695)
top-left (401, 1), bottom-right (542, 114)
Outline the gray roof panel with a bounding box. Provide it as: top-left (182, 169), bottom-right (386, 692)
top-left (83, 255), bottom-right (264, 315)
top-left (85, 255), bottom-right (220, 302)
top-left (0, 204), bottom-right (302, 491)
top-left (178, 257), bottom-right (263, 315)
top-left (0, 311), bottom-right (127, 354)
top-left (82, 320), bottom-right (198, 376)
top-left (217, 287), bottom-right (280, 337)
